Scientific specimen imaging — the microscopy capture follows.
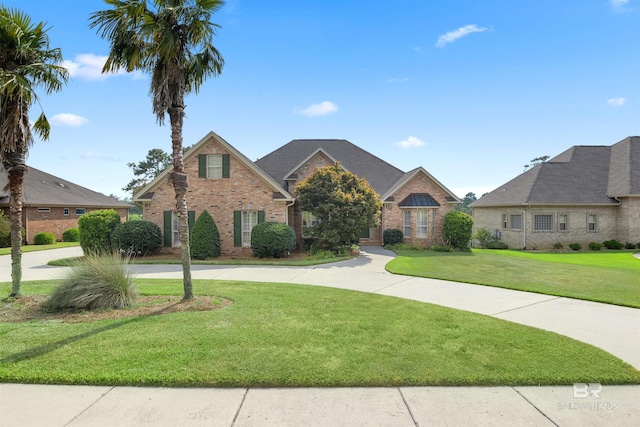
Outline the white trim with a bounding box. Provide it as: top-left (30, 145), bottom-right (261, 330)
top-left (382, 167), bottom-right (459, 202)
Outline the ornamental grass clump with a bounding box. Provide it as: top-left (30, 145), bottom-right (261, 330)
top-left (44, 252), bottom-right (137, 311)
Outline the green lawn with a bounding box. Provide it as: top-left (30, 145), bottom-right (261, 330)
top-left (0, 242), bottom-right (79, 256)
top-left (386, 249), bottom-right (640, 308)
top-left (1, 279), bottom-right (639, 387)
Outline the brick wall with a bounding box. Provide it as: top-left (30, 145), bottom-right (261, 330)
top-left (383, 172), bottom-right (456, 248)
top-left (615, 197), bottom-right (640, 244)
top-left (24, 207), bottom-right (128, 243)
top-left (472, 205), bottom-right (626, 250)
top-left (143, 140), bottom-right (288, 255)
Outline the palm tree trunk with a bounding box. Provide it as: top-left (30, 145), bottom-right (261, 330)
top-left (168, 104), bottom-right (193, 300)
top-left (7, 163), bottom-right (25, 297)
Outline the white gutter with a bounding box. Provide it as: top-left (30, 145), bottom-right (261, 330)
top-left (285, 200), bottom-right (295, 227)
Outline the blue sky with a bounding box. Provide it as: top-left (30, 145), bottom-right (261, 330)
top-left (7, 0), bottom-right (639, 200)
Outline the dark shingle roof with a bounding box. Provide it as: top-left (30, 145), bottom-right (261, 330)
top-left (255, 139), bottom-right (406, 195)
top-left (398, 193), bottom-right (441, 207)
top-left (0, 165), bottom-right (130, 208)
top-left (471, 136), bottom-right (639, 207)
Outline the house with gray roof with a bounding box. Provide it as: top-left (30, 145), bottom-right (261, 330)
top-left (470, 136), bottom-right (640, 249)
top-left (0, 165), bottom-right (130, 244)
top-left (134, 131), bottom-right (459, 254)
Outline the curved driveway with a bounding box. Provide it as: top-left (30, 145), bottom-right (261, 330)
top-left (2, 246), bottom-right (639, 370)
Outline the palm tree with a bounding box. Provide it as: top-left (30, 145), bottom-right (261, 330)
top-left (90, 0), bottom-right (224, 300)
top-left (0, 6), bottom-right (69, 297)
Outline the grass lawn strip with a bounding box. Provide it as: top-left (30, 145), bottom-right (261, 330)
top-left (1, 279), bottom-right (638, 387)
top-left (0, 242), bottom-right (79, 256)
top-left (386, 250), bottom-right (640, 308)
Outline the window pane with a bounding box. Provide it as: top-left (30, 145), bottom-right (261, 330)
top-left (207, 155), bottom-right (222, 178)
top-left (416, 210), bottom-right (428, 238)
top-left (510, 214), bottom-right (522, 230)
top-left (242, 210), bottom-right (258, 246)
top-left (403, 211), bottom-right (411, 237)
top-left (534, 214), bottom-right (553, 231)
top-left (502, 214), bottom-right (508, 229)
top-left (558, 214), bottom-right (567, 231)
top-left (172, 212), bottom-right (180, 246)
top-left (588, 215), bottom-right (597, 231)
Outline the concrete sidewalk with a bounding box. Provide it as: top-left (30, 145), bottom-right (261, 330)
top-left (1, 383), bottom-right (638, 427)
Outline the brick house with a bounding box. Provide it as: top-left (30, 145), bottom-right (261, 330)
top-left (0, 165), bottom-right (130, 243)
top-left (470, 136), bottom-right (640, 249)
top-left (135, 131), bottom-right (459, 254)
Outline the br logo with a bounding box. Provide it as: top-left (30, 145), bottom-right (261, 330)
top-left (573, 383), bottom-right (602, 398)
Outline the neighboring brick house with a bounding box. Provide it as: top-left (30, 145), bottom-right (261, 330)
top-left (0, 165), bottom-right (130, 243)
top-left (470, 136), bottom-right (640, 250)
top-left (135, 131), bottom-right (459, 254)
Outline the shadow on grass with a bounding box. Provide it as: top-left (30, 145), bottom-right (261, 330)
top-left (0, 303), bottom-right (184, 365)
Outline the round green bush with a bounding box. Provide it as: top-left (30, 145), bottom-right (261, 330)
top-left (78, 209), bottom-right (122, 255)
top-left (486, 241), bottom-right (508, 250)
top-left (62, 227), bottom-right (80, 242)
top-left (589, 242), bottom-right (602, 251)
top-left (33, 231), bottom-right (56, 245)
top-left (568, 242), bottom-right (582, 251)
top-left (383, 228), bottom-right (403, 246)
top-left (190, 210), bottom-right (221, 260)
top-left (112, 220), bottom-right (162, 256)
top-left (443, 211), bottom-right (474, 249)
top-left (602, 239), bottom-right (623, 250)
top-left (251, 222), bottom-right (296, 258)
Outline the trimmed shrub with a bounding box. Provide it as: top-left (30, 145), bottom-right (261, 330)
top-left (431, 244), bottom-right (453, 252)
top-left (383, 228), bottom-right (403, 246)
top-left (552, 242), bottom-right (563, 250)
top-left (624, 242), bottom-right (636, 249)
top-left (33, 232), bottom-right (56, 245)
top-left (251, 221), bottom-right (296, 258)
top-left (190, 210), bottom-right (221, 260)
top-left (568, 243), bottom-right (582, 251)
top-left (0, 211), bottom-right (10, 248)
top-left (602, 239), bottom-right (623, 250)
top-left (78, 209), bottom-right (122, 255)
top-left (589, 242), bottom-right (602, 251)
top-left (443, 211), bottom-right (474, 250)
top-left (385, 243), bottom-right (423, 251)
top-left (112, 220), bottom-right (162, 257)
top-left (44, 252), bottom-right (137, 311)
top-left (487, 241), bottom-right (509, 250)
top-left (62, 227), bottom-right (80, 242)
top-left (473, 227), bottom-right (494, 248)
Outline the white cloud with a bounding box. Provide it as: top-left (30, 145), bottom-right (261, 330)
top-left (393, 136), bottom-right (425, 149)
top-left (607, 97), bottom-right (626, 107)
top-left (81, 152), bottom-right (122, 162)
top-left (610, 0), bottom-right (630, 7)
top-left (295, 101), bottom-right (339, 117)
top-left (436, 24), bottom-right (488, 48)
top-left (63, 53), bottom-right (143, 80)
top-left (50, 113), bottom-right (89, 127)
